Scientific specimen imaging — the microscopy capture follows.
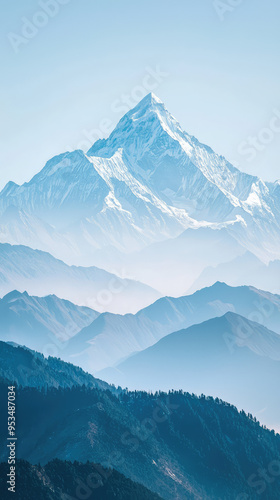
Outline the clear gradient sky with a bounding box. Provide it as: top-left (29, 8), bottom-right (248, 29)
top-left (1, 0), bottom-right (280, 190)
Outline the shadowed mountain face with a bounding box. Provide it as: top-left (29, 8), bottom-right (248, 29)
top-left (0, 243), bottom-right (161, 314)
top-left (61, 282), bottom-right (280, 372)
top-left (98, 313), bottom-right (280, 430)
top-left (0, 341), bottom-right (116, 393)
top-left (0, 460), bottom-right (163, 500)
top-left (0, 383), bottom-right (279, 500)
top-left (0, 94), bottom-right (279, 297)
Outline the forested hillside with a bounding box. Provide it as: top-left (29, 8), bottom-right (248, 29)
top-left (0, 383), bottom-right (279, 499)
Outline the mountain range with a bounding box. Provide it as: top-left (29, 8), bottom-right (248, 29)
top-left (1, 282), bottom-right (280, 374)
top-left (1, 92), bottom-right (280, 498)
top-left (62, 282), bottom-right (280, 372)
top-left (0, 376), bottom-right (280, 499)
top-left (188, 251), bottom-right (280, 296)
top-left (0, 93), bottom-right (279, 297)
top-left (0, 243), bottom-right (160, 314)
top-left (0, 290), bottom-right (99, 356)
top-left (90, 226), bottom-right (248, 297)
top-left (99, 312), bottom-right (280, 430)
top-left (2, 283), bottom-right (280, 429)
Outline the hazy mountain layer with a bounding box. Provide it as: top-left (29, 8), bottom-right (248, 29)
top-left (62, 282), bottom-right (280, 372)
top-left (0, 94), bottom-right (279, 294)
top-left (99, 313), bottom-right (280, 430)
top-left (189, 251), bottom-right (280, 296)
top-left (0, 290), bottom-right (99, 356)
top-left (0, 243), bottom-right (160, 314)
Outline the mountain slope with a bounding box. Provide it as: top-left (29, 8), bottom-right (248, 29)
top-left (89, 93), bottom-right (256, 217)
top-left (1, 383), bottom-right (280, 499)
top-left (63, 282), bottom-right (280, 372)
top-left (188, 251), bottom-right (280, 296)
top-left (0, 460), bottom-right (163, 500)
top-left (0, 341), bottom-right (115, 392)
top-left (99, 313), bottom-right (280, 430)
top-left (0, 93), bottom-right (279, 269)
top-left (0, 290), bottom-right (99, 355)
top-left (88, 92), bottom-right (280, 259)
top-left (0, 149), bottom-right (197, 258)
top-left (79, 224), bottom-right (249, 295)
top-left (0, 243), bottom-right (160, 314)
top-left (120, 225), bottom-right (247, 295)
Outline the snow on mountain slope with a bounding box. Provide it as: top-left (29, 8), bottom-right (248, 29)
top-left (88, 93), bottom-right (280, 262)
top-left (62, 282), bottom-right (280, 372)
top-left (0, 243), bottom-right (160, 314)
top-left (88, 93), bottom-right (277, 225)
top-left (1, 93), bottom-right (278, 267)
top-left (88, 94), bottom-right (243, 221)
top-left (0, 149), bottom-right (202, 258)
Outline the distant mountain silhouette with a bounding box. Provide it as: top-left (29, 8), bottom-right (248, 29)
top-left (62, 282), bottom-right (280, 372)
top-left (99, 312), bottom-right (280, 430)
top-left (0, 243), bottom-right (160, 314)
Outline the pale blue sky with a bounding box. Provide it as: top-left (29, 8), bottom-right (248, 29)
top-left (1, 0), bottom-right (280, 190)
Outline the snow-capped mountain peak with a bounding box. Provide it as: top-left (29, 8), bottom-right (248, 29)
top-left (0, 93), bottom-right (279, 268)
top-left (86, 95), bottom-right (279, 227)
top-left (87, 94), bottom-right (250, 201)
top-left (87, 92), bottom-right (193, 163)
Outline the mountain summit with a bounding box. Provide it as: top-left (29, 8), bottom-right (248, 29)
top-left (88, 93), bottom-right (273, 226)
top-left (0, 94), bottom-right (279, 272)
top-left (87, 91), bottom-right (190, 162)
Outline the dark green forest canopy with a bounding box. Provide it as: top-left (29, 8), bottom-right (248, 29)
top-left (0, 383), bottom-right (280, 499)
